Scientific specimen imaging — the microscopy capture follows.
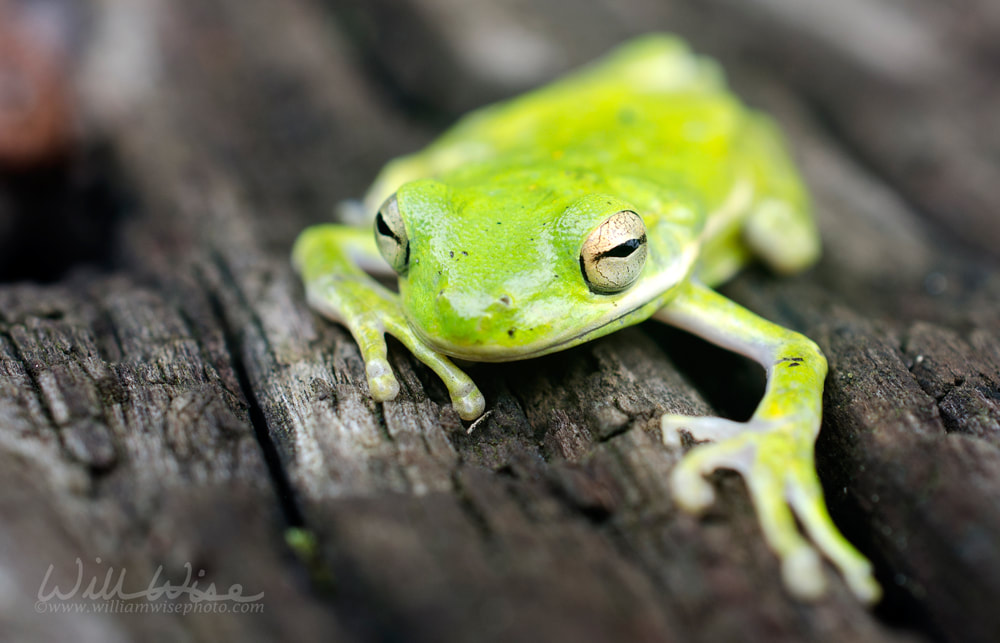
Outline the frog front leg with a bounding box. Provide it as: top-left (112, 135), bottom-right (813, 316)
top-left (292, 224), bottom-right (485, 420)
top-left (654, 281), bottom-right (880, 604)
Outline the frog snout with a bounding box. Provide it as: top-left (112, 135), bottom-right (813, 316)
top-left (407, 284), bottom-right (540, 359)
top-left (435, 288), bottom-right (519, 340)
top-left (475, 293), bottom-right (517, 332)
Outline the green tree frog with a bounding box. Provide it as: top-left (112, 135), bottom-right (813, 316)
top-left (292, 35), bottom-right (880, 604)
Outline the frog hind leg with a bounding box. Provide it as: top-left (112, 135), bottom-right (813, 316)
top-left (292, 224), bottom-right (485, 420)
top-left (595, 33), bottom-right (726, 94)
top-left (694, 216), bottom-right (753, 288)
top-left (363, 35), bottom-right (728, 211)
top-left (736, 114), bottom-right (821, 274)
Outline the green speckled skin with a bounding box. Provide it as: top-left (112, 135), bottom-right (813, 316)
top-left (292, 34), bottom-right (879, 604)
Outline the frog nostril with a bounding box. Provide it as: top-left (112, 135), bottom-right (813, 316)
top-left (497, 294), bottom-right (512, 307)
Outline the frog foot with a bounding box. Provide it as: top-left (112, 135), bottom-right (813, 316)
top-left (359, 313), bottom-right (486, 421)
top-left (303, 272), bottom-right (486, 421)
top-left (392, 326), bottom-right (486, 420)
top-left (662, 413), bottom-right (881, 604)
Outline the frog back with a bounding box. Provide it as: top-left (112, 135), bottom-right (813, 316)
top-left (365, 34), bottom-right (743, 212)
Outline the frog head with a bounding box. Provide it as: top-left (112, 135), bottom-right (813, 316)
top-left (375, 174), bottom-right (701, 361)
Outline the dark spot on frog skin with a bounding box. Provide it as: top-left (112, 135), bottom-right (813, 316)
top-left (461, 251), bottom-right (468, 256)
top-left (507, 328), bottom-right (516, 337)
top-left (450, 251), bottom-right (454, 258)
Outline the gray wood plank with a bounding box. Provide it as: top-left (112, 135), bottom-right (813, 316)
top-left (2, 0), bottom-right (997, 641)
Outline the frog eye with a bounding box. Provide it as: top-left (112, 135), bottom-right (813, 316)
top-left (580, 210), bottom-right (647, 293)
top-left (374, 193), bottom-right (409, 273)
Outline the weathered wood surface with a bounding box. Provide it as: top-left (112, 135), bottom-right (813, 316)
top-left (1, 0), bottom-right (998, 641)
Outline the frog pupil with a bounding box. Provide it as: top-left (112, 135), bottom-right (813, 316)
top-left (376, 213), bottom-right (398, 241)
top-left (600, 235), bottom-right (646, 259)
top-left (375, 208), bottom-right (410, 270)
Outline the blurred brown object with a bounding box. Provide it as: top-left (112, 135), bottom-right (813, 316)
top-left (0, 0), bottom-right (76, 167)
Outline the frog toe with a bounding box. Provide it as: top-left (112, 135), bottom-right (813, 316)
top-left (844, 561), bottom-right (882, 605)
top-left (451, 382), bottom-right (486, 421)
top-left (669, 437), bottom-right (754, 513)
top-left (786, 473), bottom-right (883, 604)
top-left (782, 545), bottom-right (826, 601)
top-left (669, 462), bottom-right (716, 513)
top-left (365, 358), bottom-right (400, 401)
top-left (385, 323), bottom-right (487, 421)
top-left (661, 414), bottom-right (745, 447)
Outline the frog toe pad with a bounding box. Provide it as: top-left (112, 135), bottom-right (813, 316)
top-left (783, 546), bottom-right (826, 600)
top-left (365, 358), bottom-right (400, 401)
top-left (451, 383), bottom-right (486, 421)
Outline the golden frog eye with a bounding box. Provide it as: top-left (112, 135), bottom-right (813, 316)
top-left (580, 210), bottom-right (647, 293)
top-left (374, 193), bottom-right (409, 273)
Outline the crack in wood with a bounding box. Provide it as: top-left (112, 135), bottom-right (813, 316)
top-left (201, 257), bottom-right (306, 527)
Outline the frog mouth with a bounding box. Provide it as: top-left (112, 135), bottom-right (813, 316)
top-left (406, 254), bottom-right (693, 362)
top-left (422, 320), bottom-right (634, 362)
top-left (409, 318), bottom-right (617, 362)
top-left (409, 318), bottom-right (612, 362)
